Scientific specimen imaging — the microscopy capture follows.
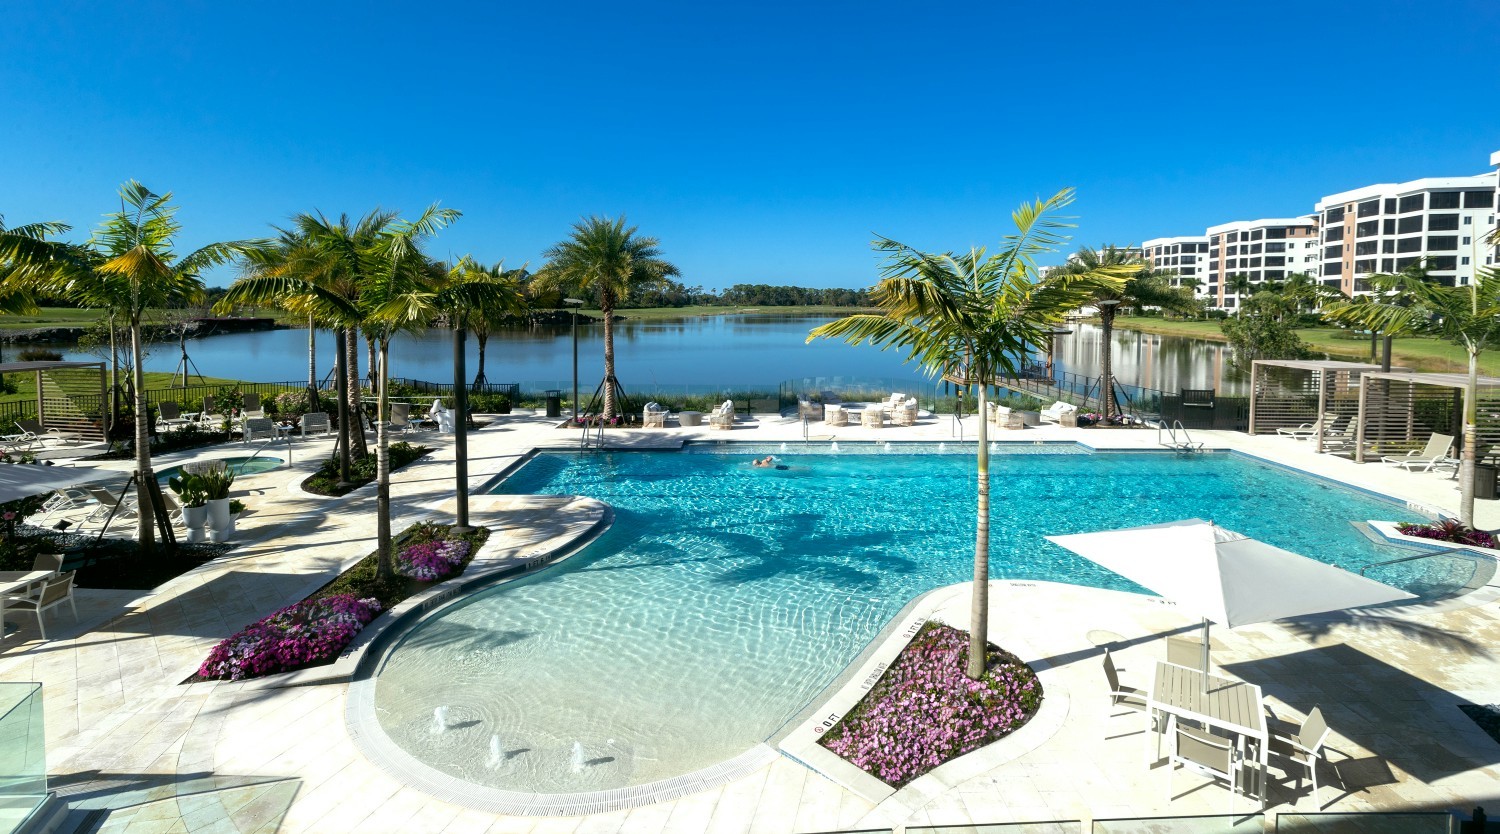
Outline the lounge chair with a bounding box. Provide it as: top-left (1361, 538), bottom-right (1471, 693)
top-left (819, 390), bottom-right (842, 405)
top-left (2, 571), bottom-right (77, 640)
top-left (797, 399), bottom-right (823, 421)
top-left (13, 419), bottom-right (80, 448)
top-left (709, 400), bottom-right (735, 430)
top-left (1319, 420), bottom-right (1361, 453)
top-left (428, 399), bottom-right (456, 432)
top-left (39, 487), bottom-right (92, 519)
top-left (76, 487), bottom-right (138, 530)
top-left (1277, 413), bottom-right (1341, 440)
top-left (197, 396), bottom-right (221, 429)
top-left (242, 417), bottom-right (280, 443)
top-left (1040, 401), bottom-right (1077, 424)
top-left (299, 412), bottom-right (332, 437)
top-left (1166, 715), bottom-right (1244, 811)
top-left (1381, 433), bottom-right (1457, 473)
top-left (643, 402), bottom-right (669, 429)
top-left (388, 402), bottom-right (418, 435)
top-left (241, 393), bottom-right (266, 420)
top-left (1268, 705), bottom-right (1331, 805)
top-left (157, 401), bottom-right (193, 432)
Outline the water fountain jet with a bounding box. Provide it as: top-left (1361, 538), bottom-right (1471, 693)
top-left (431, 706), bottom-right (449, 735)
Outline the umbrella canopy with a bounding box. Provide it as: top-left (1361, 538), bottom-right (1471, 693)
top-left (1046, 518), bottom-right (1417, 628)
top-left (0, 463), bottom-right (123, 505)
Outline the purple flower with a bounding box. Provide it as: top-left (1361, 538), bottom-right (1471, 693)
top-left (395, 539), bottom-right (471, 581)
top-left (198, 594), bottom-right (382, 681)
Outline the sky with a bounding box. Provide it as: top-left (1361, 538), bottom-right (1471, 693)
top-left (4, 1), bottom-right (1499, 290)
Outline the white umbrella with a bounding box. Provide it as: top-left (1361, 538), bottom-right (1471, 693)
top-left (1046, 518), bottom-right (1417, 684)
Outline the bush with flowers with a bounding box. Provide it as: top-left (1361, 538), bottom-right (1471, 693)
top-left (818, 622), bottom-right (1042, 787)
top-left (1396, 519), bottom-right (1497, 549)
top-left (396, 538), bottom-right (471, 581)
top-left (197, 594), bottom-right (382, 681)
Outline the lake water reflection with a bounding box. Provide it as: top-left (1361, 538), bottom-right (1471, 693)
top-left (28, 314), bottom-right (1249, 396)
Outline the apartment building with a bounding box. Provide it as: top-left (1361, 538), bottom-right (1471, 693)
top-left (1313, 172), bottom-right (1499, 294)
top-left (1204, 217), bottom-right (1320, 309)
top-left (1141, 236), bottom-right (1211, 299)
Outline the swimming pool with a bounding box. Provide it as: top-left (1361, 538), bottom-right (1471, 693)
top-left (156, 455), bottom-right (284, 483)
top-left (369, 444), bottom-right (1474, 795)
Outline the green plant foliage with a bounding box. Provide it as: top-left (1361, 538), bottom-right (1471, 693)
top-left (303, 441), bottom-right (430, 497)
top-left (1220, 313), bottom-right (1311, 372)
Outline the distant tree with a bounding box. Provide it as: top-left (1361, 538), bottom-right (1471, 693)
top-left (1227, 273), bottom-right (1254, 315)
top-left (1220, 292), bottom-right (1312, 372)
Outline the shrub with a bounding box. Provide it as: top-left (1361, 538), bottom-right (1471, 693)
top-left (197, 594), bottom-right (382, 681)
top-left (302, 441), bottom-right (430, 497)
top-left (819, 622), bottom-right (1042, 787)
top-left (1396, 519), bottom-right (1497, 549)
top-left (17, 348), bottom-right (63, 362)
top-left (396, 539), bottom-right (471, 581)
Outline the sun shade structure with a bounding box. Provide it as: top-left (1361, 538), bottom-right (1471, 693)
top-left (1046, 519), bottom-right (1417, 687)
top-left (0, 361), bottom-right (108, 443)
top-left (1248, 360), bottom-right (1404, 453)
top-left (0, 463), bottom-right (122, 505)
top-left (1353, 371), bottom-right (1500, 464)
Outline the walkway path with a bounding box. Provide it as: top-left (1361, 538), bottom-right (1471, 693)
top-left (0, 411), bottom-right (1497, 832)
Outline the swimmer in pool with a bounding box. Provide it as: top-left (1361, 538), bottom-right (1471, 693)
top-left (751, 456), bottom-right (776, 468)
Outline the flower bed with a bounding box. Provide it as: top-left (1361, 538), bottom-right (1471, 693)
top-left (819, 622), bottom-right (1042, 787)
top-left (195, 522), bottom-right (488, 681)
top-left (1396, 519), bottom-right (1497, 549)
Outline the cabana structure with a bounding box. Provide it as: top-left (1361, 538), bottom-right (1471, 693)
top-left (0, 361), bottom-right (108, 444)
top-left (1353, 371), bottom-right (1500, 464)
top-left (1248, 360), bottom-right (1402, 452)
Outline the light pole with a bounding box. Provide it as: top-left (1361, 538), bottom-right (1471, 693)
top-left (452, 313), bottom-right (470, 532)
top-left (565, 298), bottom-right (585, 419)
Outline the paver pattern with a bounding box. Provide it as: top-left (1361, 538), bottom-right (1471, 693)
top-left (1, 410), bottom-right (1497, 832)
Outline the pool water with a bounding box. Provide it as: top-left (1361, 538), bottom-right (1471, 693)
top-left (371, 444), bottom-right (1471, 794)
top-left (156, 455), bottom-right (284, 483)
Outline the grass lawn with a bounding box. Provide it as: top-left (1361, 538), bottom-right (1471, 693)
top-left (0, 370), bottom-right (245, 406)
top-left (1108, 315), bottom-right (1500, 375)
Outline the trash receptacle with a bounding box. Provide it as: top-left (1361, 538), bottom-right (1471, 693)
top-left (1475, 464), bottom-right (1498, 501)
top-left (545, 389), bottom-right (562, 418)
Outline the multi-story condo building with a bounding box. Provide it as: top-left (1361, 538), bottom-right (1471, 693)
top-left (1141, 236), bottom-right (1211, 299)
top-left (1313, 172), bottom-right (1498, 294)
top-left (1204, 217), bottom-right (1320, 310)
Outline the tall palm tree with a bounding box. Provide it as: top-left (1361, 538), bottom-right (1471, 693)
top-left (810, 189), bottom-right (1132, 678)
top-left (1227, 273), bottom-right (1254, 316)
top-left (27, 183), bottom-right (260, 552)
top-left (1324, 266), bottom-right (1500, 525)
top-left (534, 217), bottom-right (679, 421)
top-left (1059, 246), bottom-right (1197, 422)
top-left (456, 261), bottom-right (529, 388)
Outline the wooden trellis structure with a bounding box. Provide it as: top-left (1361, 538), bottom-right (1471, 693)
top-left (1248, 360), bottom-right (1400, 452)
top-left (1354, 371), bottom-right (1500, 464)
top-left (0, 360), bottom-right (108, 442)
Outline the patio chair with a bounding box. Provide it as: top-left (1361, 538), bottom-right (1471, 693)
top-left (1103, 648), bottom-right (1164, 758)
top-left (797, 399), bottom-right (823, 422)
top-left (427, 399), bottom-right (456, 432)
top-left (824, 404), bottom-right (846, 427)
top-left (894, 397), bottom-right (918, 426)
top-left (241, 392), bottom-right (266, 420)
top-left (3, 571), bottom-right (77, 640)
top-left (1381, 433), bottom-right (1457, 473)
top-left (1267, 705), bottom-right (1330, 805)
top-left (77, 486), bottom-right (138, 529)
top-left (14, 419), bottom-right (81, 448)
top-left (1277, 413), bottom-right (1341, 440)
top-left (643, 402), bottom-right (669, 429)
top-left (197, 396), bottom-right (221, 428)
top-left (39, 487), bottom-right (92, 519)
top-left (388, 402), bottom-right (418, 435)
top-left (1166, 635), bottom-right (1207, 669)
top-left (299, 412), bottom-right (332, 437)
top-left (242, 417), bottom-right (280, 443)
top-left (31, 552), bottom-right (63, 574)
top-left (709, 400), bottom-right (735, 430)
top-left (157, 401), bottom-right (193, 432)
top-left (1166, 715), bottom-right (1243, 811)
top-left (1040, 401), bottom-right (1077, 424)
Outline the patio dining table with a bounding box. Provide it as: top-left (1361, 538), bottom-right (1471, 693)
top-left (0, 571), bottom-right (57, 637)
top-left (1148, 660), bottom-right (1269, 803)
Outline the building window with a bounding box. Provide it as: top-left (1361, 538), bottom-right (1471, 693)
top-left (1396, 237), bottom-right (1423, 253)
top-left (1228, 232), bottom-right (1239, 242)
top-left (1354, 241), bottom-right (1378, 256)
top-left (1463, 216), bottom-right (1472, 225)
top-left (1429, 255), bottom-right (1458, 271)
top-left (1399, 194), bottom-right (1425, 213)
top-left (1324, 227), bottom-right (1342, 242)
top-left (1462, 256), bottom-right (1471, 265)
top-left (1266, 228), bottom-right (1287, 240)
top-left (1397, 216), bottom-right (1423, 234)
top-left (1265, 270), bottom-right (1285, 279)
top-left (1463, 237), bottom-right (1472, 245)
top-left (1383, 219), bottom-right (1396, 235)
top-left (1427, 235), bottom-right (1458, 251)
top-left (1266, 242), bottom-right (1286, 253)
top-left (1324, 245), bottom-right (1343, 260)
top-left (1382, 240), bottom-right (1395, 254)
top-left (1381, 258), bottom-right (1395, 272)
top-left (1249, 243), bottom-right (1262, 254)
top-left (1356, 220), bottom-right (1378, 237)
top-left (1325, 207), bottom-right (1345, 223)
top-left (1357, 200), bottom-right (1380, 217)
top-left (1396, 256), bottom-right (1419, 271)
top-left (1265, 256), bottom-right (1285, 266)
top-left (1429, 192), bottom-right (1461, 210)
top-left (1428, 214), bottom-right (1459, 231)
top-left (1464, 191), bottom-right (1494, 208)
top-left (1325, 262), bottom-right (1343, 276)
top-left (1354, 259), bottom-right (1376, 273)
top-left (1384, 198), bottom-right (1397, 213)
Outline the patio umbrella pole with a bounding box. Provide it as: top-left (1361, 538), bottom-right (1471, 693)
top-left (1201, 618), bottom-right (1211, 691)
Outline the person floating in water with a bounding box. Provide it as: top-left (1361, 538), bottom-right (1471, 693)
top-left (751, 456), bottom-right (776, 468)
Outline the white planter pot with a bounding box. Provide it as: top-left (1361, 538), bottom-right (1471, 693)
top-left (186, 528), bottom-right (208, 544)
top-left (183, 505), bottom-right (208, 531)
top-left (206, 498), bottom-right (232, 530)
top-left (208, 524), bottom-right (233, 543)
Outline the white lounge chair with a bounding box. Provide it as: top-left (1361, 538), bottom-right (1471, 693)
top-left (1040, 401), bottom-right (1077, 423)
top-left (1277, 413), bottom-right (1341, 440)
top-left (709, 400), bottom-right (735, 430)
top-left (427, 399), bottom-right (456, 433)
top-left (240, 392), bottom-right (266, 420)
top-left (1381, 433), bottom-right (1457, 472)
top-left (156, 401), bottom-right (193, 432)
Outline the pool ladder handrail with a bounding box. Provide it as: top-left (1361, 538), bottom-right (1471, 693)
top-left (580, 419), bottom-right (606, 451)
top-left (1157, 419), bottom-right (1203, 453)
top-left (1359, 547), bottom-right (1474, 576)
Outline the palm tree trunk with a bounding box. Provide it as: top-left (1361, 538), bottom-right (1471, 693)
top-left (306, 313), bottom-right (318, 411)
top-left (375, 339), bottom-right (393, 579)
top-left (131, 317), bottom-right (155, 555)
top-left (335, 328), bottom-right (351, 484)
top-left (968, 383), bottom-right (991, 680)
top-left (601, 298), bottom-right (617, 420)
top-left (473, 332), bottom-right (488, 389)
top-left (1100, 306), bottom-right (1116, 423)
top-left (108, 312), bottom-right (120, 438)
top-left (366, 334), bottom-right (377, 387)
top-left (1460, 350), bottom-right (1479, 526)
top-left (346, 327), bottom-right (368, 458)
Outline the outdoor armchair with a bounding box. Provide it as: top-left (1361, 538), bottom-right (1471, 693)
top-left (1040, 401), bottom-right (1077, 423)
top-left (643, 402), bottom-right (669, 429)
top-left (3, 571), bottom-right (77, 640)
top-left (242, 417), bottom-right (280, 443)
top-left (709, 400), bottom-right (735, 430)
top-left (1166, 716), bottom-right (1243, 811)
top-left (299, 412), bottom-right (332, 437)
top-left (1268, 705), bottom-right (1331, 806)
top-left (1102, 648), bottom-right (1164, 759)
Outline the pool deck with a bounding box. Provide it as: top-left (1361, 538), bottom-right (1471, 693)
top-left (2, 410), bottom-right (1499, 832)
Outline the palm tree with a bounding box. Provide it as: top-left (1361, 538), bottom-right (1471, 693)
top-left (1059, 246), bottom-right (1198, 422)
top-left (29, 183), bottom-right (260, 552)
top-left (1227, 273), bottom-right (1254, 316)
top-left (534, 217), bottom-right (679, 421)
top-left (1323, 266), bottom-right (1500, 525)
top-left (456, 261), bottom-right (529, 388)
top-left (810, 189), bottom-right (1132, 678)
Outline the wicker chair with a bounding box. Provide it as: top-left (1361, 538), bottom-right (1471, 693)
top-left (643, 402), bottom-right (669, 428)
top-left (861, 408), bottom-right (885, 429)
top-left (894, 398), bottom-right (918, 426)
top-left (709, 400), bottom-right (735, 430)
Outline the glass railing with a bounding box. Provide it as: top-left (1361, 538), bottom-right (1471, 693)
top-left (809, 813), bottom-right (1462, 834)
top-left (910, 823), bottom-right (1081, 833)
top-left (1093, 817), bottom-right (1262, 833)
top-left (1276, 812), bottom-right (1454, 832)
top-left (0, 683), bottom-right (46, 834)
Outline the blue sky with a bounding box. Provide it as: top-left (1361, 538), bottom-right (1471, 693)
top-left (4, 1), bottom-right (1499, 289)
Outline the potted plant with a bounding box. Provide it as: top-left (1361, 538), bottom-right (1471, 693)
top-left (229, 499), bottom-right (246, 523)
top-left (200, 468), bottom-right (237, 541)
top-left (167, 474), bottom-right (210, 543)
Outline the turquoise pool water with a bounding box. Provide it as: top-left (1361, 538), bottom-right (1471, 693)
top-left (156, 456), bottom-right (284, 483)
top-left (371, 444), bottom-right (1469, 794)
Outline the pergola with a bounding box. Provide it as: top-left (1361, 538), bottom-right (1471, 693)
top-left (0, 361), bottom-right (108, 442)
top-left (1353, 371), bottom-right (1500, 464)
top-left (1248, 360), bottom-right (1404, 452)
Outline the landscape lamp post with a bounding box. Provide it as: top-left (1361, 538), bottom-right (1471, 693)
top-left (565, 298), bottom-right (585, 419)
top-left (452, 316), bottom-right (470, 532)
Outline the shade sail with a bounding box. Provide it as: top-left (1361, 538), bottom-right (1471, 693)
top-left (1045, 518), bottom-right (1416, 628)
top-left (0, 464), bottom-right (124, 505)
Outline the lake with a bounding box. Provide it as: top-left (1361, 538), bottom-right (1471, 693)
top-left (20, 315), bottom-right (1252, 396)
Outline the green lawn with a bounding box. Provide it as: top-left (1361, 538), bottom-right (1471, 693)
top-left (0, 371), bottom-right (246, 406)
top-left (0, 307), bottom-right (109, 330)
